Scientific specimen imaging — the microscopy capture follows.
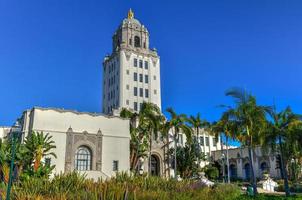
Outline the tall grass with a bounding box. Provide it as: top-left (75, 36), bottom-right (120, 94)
top-left (1, 172), bottom-right (242, 200)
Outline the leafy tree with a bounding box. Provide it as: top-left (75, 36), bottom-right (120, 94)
top-left (175, 139), bottom-right (205, 178)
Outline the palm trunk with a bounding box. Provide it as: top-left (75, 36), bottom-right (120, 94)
top-left (246, 126), bottom-right (257, 195)
top-left (278, 135), bottom-right (290, 196)
top-left (203, 132), bottom-right (206, 157)
top-left (163, 138), bottom-right (166, 177)
top-left (166, 133), bottom-right (170, 178)
top-left (149, 132), bottom-right (153, 176)
top-left (221, 134), bottom-right (225, 183)
top-left (196, 127), bottom-right (200, 168)
top-left (130, 147), bottom-right (136, 170)
top-left (226, 136), bottom-right (230, 183)
top-left (248, 145), bottom-right (258, 195)
top-left (174, 134), bottom-right (177, 179)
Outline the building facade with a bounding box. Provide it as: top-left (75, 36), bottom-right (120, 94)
top-left (212, 147), bottom-right (281, 180)
top-left (0, 127), bottom-right (10, 139)
top-left (19, 107), bottom-right (130, 179)
top-left (102, 9), bottom-right (161, 114)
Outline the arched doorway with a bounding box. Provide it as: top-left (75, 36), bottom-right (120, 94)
top-left (150, 155), bottom-right (160, 176)
top-left (244, 163), bottom-right (251, 180)
top-left (229, 164), bottom-right (237, 178)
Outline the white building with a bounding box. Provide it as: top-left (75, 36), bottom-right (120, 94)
top-left (4, 9), bottom-right (281, 181)
top-left (0, 127), bottom-right (10, 139)
top-left (19, 107), bottom-right (130, 179)
top-left (212, 146), bottom-right (282, 180)
top-left (102, 9), bottom-right (161, 114)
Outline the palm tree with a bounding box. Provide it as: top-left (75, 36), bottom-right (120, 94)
top-left (226, 88), bottom-right (271, 195)
top-left (263, 106), bottom-right (302, 196)
top-left (120, 108), bottom-right (145, 172)
top-left (24, 132), bottom-right (57, 172)
top-left (139, 102), bottom-right (164, 176)
top-left (188, 113), bottom-right (209, 168)
top-left (121, 103), bottom-right (164, 176)
top-left (212, 109), bottom-right (238, 183)
top-left (166, 108), bottom-right (192, 178)
top-left (161, 121), bottom-right (172, 177)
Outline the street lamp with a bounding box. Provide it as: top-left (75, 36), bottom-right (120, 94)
top-left (6, 121), bottom-right (21, 200)
top-left (221, 153), bottom-right (226, 183)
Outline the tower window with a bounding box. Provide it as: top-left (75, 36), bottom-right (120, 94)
top-left (139, 60), bottom-right (143, 68)
top-left (200, 136), bottom-right (204, 146)
top-left (205, 137), bottom-right (209, 146)
top-left (134, 102), bottom-right (138, 111)
top-left (126, 70), bottom-right (129, 75)
top-left (134, 87), bottom-right (138, 96)
top-left (126, 100), bottom-right (129, 105)
top-left (139, 74), bottom-right (143, 82)
top-left (153, 75), bottom-right (156, 80)
top-left (145, 75), bottom-right (149, 83)
top-left (134, 73), bottom-right (137, 81)
top-left (134, 36), bottom-right (140, 47)
top-left (126, 85), bottom-right (129, 90)
top-left (144, 61), bottom-right (148, 69)
top-left (129, 38), bottom-right (132, 46)
top-left (213, 137), bottom-right (217, 147)
top-left (139, 88), bottom-right (143, 97)
top-left (113, 160), bottom-right (119, 171)
top-left (134, 58), bottom-right (137, 67)
top-left (154, 89), bottom-right (157, 95)
top-left (145, 89), bottom-right (149, 98)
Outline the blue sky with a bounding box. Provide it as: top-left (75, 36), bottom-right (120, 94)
top-left (1, 0), bottom-right (302, 132)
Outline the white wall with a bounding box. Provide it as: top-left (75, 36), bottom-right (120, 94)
top-left (0, 127), bottom-right (10, 139)
top-left (21, 107), bottom-right (130, 178)
top-left (102, 135), bottom-right (130, 176)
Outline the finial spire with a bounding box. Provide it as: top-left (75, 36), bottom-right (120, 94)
top-left (128, 8), bottom-right (134, 19)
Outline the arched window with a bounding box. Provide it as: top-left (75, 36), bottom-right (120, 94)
top-left (134, 36), bottom-right (140, 47)
top-left (260, 162), bottom-right (268, 172)
top-left (75, 146), bottom-right (92, 171)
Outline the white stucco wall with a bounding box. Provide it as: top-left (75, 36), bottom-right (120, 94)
top-left (21, 107), bottom-right (130, 178)
top-left (102, 135), bottom-right (130, 176)
top-left (0, 127), bottom-right (10, 139)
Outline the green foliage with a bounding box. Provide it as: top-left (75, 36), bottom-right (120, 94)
top-left (174, 139), bottom-right (205, 178)
top-left (6, 172), bottom-right (244, 200)
top-left (120, 103), bottom-right (164, 173)
top-left (0, 131), bottom-right (57, 183)
top-left (204, 165), bottom-right (219, 180)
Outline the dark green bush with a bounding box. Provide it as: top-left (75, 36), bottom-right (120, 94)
top-left (204, 165), bottom-right (219, 180)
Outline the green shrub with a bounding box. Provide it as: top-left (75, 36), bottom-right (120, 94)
top-left (204, 165), bottom-right (219, 180)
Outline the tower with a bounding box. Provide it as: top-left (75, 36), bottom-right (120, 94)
top-left (102, 9), bottom-right (161, 114)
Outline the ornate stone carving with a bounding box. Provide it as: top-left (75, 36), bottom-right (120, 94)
top-left (64, 129), bottom-right (103, 172)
